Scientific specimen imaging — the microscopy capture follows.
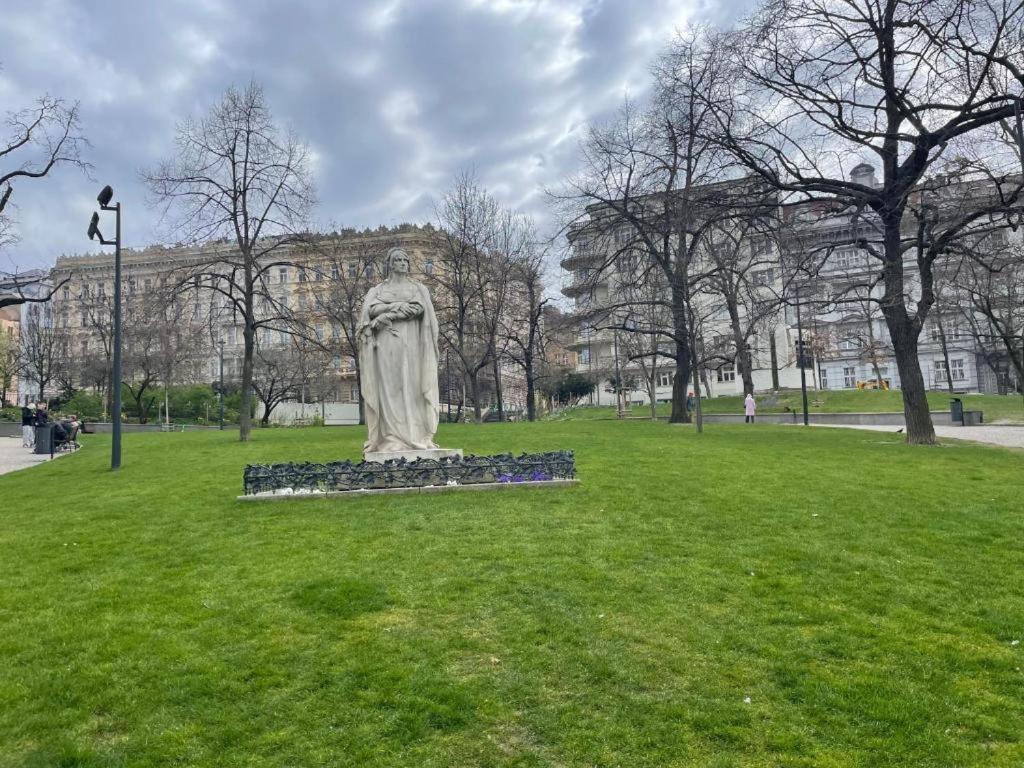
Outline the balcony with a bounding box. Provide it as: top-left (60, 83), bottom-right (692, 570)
top-left (560, 247), bottom-right (604, 271)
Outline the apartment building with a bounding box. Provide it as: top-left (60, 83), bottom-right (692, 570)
top-left (51, 225), bottom-right (449, 405)
top-left (562, 164), bottom-right (1022, 400)
top-left (561, 196), bottom-right (806, 404)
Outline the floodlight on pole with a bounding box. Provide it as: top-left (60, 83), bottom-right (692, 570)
top-left (85, 184), bottom-right (123, 470)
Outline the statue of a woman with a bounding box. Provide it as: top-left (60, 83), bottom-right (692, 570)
top-left (358, 247), bottom-right (441, 455)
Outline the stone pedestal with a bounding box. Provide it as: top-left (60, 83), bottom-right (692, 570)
top-left (363, 447), bottom-right (463, 463)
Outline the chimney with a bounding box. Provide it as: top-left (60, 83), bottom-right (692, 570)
top-left (850, 163), bottom-right (876, 188)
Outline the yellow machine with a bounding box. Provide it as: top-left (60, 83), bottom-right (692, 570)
top-left (856, 379), bottom-right (890, 390)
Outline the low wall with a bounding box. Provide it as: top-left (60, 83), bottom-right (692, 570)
top-left (0, 410), bottom-right (969, 437)
top-left (256, 402), bottom-right (360, 426)
top-left (672, 410), bottom-right (960, 426)
top-left (84, 422), bottom-right (223, 433)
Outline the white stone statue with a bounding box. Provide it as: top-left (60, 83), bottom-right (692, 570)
top-left (358, 247), bottom-right (458, 461)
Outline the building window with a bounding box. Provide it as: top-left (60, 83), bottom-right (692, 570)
top-left (279, 268), bottom-right (288, 284)
top-left (350, 385), bottom-right (359, 402)
top-left (951, 358), bottom-right (965, 381)
top-left (751, 269), bottom-right (774, 287)
top-left (331, 265), bottom-right (340, 281)
top-left (579, 348), bottom-right (591, 365)
top-left (279, 330), bottom-right (288, 345)
top-left (348, 263), bottom-right (357, 278)
top-left (831, 246), bottom-right (864, 270)
top-left (331, 324), bottom-right (340, 340)
top-left (315, 324), bottom-right (324, 340)
top-left (657, 371), bottom-right (673, 388)
top-left (298, 295), bottom-right (307, 311)
top-left (750, 237), bottom-right (772, 256)
top-left (144, 278), bottom-right (152, 292)
top-left (838, 337), bottom-right (860, 351)
top-left (332, 355), bottom-right (341, 369)
top-left (365, 264), bottom-right (375, 279)
top-left (81, 312), bottom-right (88, 327)
top-left (843, 366), bottom-right (857, 388)
top-left (716, 365), bottom-right (736, 383)
top-left (298, 269), bottom-right (307, 283)
top-left (819, 367), bottom-right (829, 389)
top-left (424, 259), bottom-right (434, 275)
top-left (62, 286), bottom-right (70, 300)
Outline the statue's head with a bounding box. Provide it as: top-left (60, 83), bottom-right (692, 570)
top-left (385, 247), bottom-right (411, 277)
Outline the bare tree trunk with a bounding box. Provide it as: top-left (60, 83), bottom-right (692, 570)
top-left (354, 361), bottom-right (365, 426)
top-left (524, 345), bottom-right (536, 422)
top-left (240, 308), bottom-right (255, 442)
top-left (769, 329), bottom-right (779, 390)
top-left (491, 355), bottom-right (504, 421)
top-left (668, 285), bottom-right (692, 423)
top-left (690, 338), bottom-right (704, 433)
top-left (935, 315), bottom-right (955, 394)
top-left (467, 370), bottom-right (482, 423)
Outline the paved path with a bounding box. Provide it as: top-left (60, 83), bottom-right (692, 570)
top-left (0, 436), bottom-right (70, 476)
top-left (813, 423), bottom-right (1024, 449)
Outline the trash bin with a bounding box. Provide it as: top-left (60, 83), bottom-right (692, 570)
top-left (962, 410), bottom-right (984, 426)
top-left (34, 424), bottom-right (54, 454)
top-left (950, 398), bottom-right (963, 424)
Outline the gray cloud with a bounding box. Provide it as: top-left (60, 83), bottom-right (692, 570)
top-left (0, 0), bottom-right (752, 271)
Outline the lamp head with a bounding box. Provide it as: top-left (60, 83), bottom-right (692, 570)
top-left (87, 212), bottom-right (101, 241)
top-left (97, 185), bottom-right (114, 207)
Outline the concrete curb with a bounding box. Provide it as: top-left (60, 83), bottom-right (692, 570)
top-left (237, 478), bottom-right (580, 501)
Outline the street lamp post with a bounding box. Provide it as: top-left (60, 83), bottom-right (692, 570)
top-left (445, 350), bottom-right (452, 423)
top-left (795, 287), bottom-right (810, 426)
top-left (613, 327), bottom-right (625, 418)
top-left (87, 185), bottom-right (123, 470)
top-left (218, 340), bottom-right (225, 430)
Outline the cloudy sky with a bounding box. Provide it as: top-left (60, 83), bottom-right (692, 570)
top-left (1, 0), bottom-right (750, 272)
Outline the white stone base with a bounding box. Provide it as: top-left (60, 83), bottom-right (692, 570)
top-left (362, 447), bottom-right (463, 463)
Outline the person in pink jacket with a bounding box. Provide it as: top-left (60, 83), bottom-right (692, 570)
top-left (744, 393), bottom-right (756, 423)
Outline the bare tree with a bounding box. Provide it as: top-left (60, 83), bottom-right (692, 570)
top-left (702, 215), bottom-right (786, 395)
top-left (18, 303), bottom-right (62, 400)
top-left (502, 223), bottom-right (552, 422)
top-left (252, 337), bottom-right (327, 426)
top-left (78, 282), bottom-right (116, 417)
top-left (555, 28), bottom-right (748, 423)
top-left (0, 321), bottom-right (20, 405)
top-left (434, 171), bottom-right (500, 423)
top-left (121, 289), bottom-right (203, 423)
top-left (307, 231), bottom-right (386, 424)
top-left (142, 81), bottom-right (316, 441)
top-left (709, 0), bottom-right (1024, 443)
top-left (955, 237), bottom-right (1024, 390)
top-left (0, 271), bottom-right (70, 311)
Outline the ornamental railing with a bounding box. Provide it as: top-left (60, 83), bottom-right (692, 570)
top-left (242, 451), bottom-right (576, 496)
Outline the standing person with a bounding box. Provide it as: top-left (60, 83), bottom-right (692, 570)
top-left (744, 393), bottom-right (756, 424)
top-left (21, 402), bottom-right (35, 448)
top-left (35, 402), bottom-right (49, 427)
top-left (686, 391), bottom-right (695, 415)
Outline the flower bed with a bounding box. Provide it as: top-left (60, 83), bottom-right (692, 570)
top-left (242, 451), bottom-right (575, 496)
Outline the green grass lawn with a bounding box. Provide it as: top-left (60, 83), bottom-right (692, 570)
top-left (1, 422), bottom-right (1023, 767)
top-left (568, 389), bottom-right (1024, 423)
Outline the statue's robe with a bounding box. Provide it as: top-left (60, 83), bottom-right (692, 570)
top-left (358, 279), bottom-right (440, 452)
